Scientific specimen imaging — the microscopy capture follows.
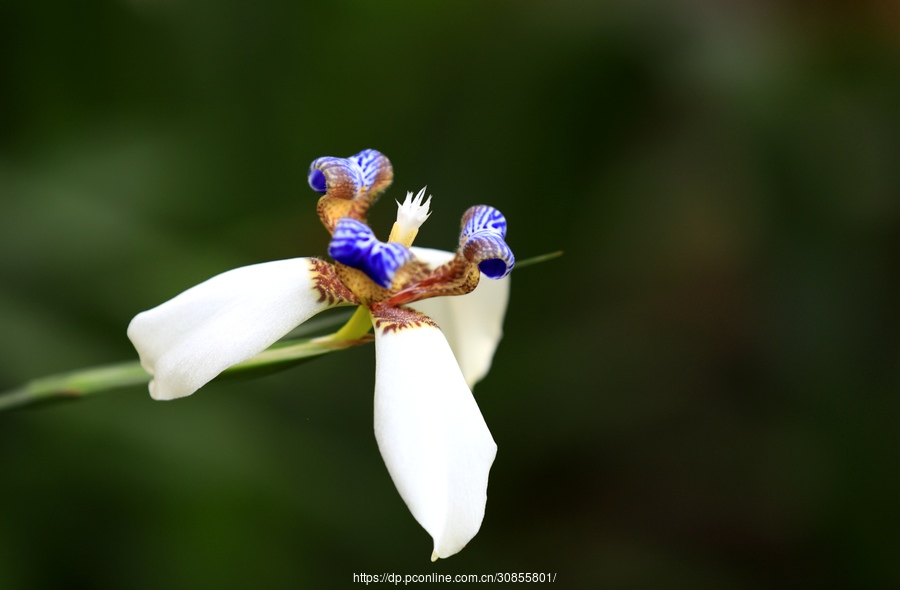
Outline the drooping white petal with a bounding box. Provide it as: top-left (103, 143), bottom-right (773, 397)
top-left (127, 258), bottom-right (347, 401)
top-left (409, 247), bottom-right (510, 387)
top-left (371, 307), bottom-right (497, 559)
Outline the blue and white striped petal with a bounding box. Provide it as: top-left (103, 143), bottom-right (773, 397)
top-left (329, 218), bottom-right (413, 288)
top-left (308, 149), bottom-right (391, 197)
top-left (459, 206), bottom-right (515, 279)
top-left (461, 204), bottom-right (508, 240)
top-left (350, 149), bottom-right (388, 192)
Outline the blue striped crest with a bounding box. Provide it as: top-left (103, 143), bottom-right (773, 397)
top-left (329, 218), bottom-right (413, 288)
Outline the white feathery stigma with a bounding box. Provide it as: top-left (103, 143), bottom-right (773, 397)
top-left (390, 187), bottom-right (432, 246)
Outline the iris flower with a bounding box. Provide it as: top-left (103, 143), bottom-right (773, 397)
top-left (127, 149), bottom-right (515, 560)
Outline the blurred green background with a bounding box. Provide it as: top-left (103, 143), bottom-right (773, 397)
top-left (1, 0), bottom-right (897, 588)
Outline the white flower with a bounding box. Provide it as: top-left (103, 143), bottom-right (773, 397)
top-left (127, 149), bottom-right (514, 560)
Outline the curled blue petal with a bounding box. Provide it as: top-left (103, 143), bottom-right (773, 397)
top-left (308, 169), bottom-right (327, 194)
top-left (350, 149), bottom-right (386, 192)
top-left (479, 258), bottom-right (510, 279)
top-left (329, 218), bottom-right (413, 288)
top-left (461, 205), bottom-right (508, 240)
top-left (308, 156), bottom-right (366, 197)
top-left (308, 149), bottom-right (391, 198)
top-left (458, 205), bottom-right (514, 279)
top-left (462, 231), bottom-right (515, 279)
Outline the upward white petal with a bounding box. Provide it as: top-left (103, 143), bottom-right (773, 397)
top-left (127, 258), bottom-right (341, 401)
top-left (409, 247), bottom-right (510, 387)
top-left (372, 310), bottom-right (497, 559)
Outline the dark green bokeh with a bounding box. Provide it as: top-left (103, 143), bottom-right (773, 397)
top-left (1, 1), bottom-right (897, 587)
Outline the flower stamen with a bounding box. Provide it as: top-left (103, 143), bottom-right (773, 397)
top-left (389, 187), bottom-right (432, 247)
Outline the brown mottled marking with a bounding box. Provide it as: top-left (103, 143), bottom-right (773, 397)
top-left (308, 258), bottom-right (359, 305)
top-left (391, 259), bottom-right (432, 291)
top-left (335, 263), bottom-right (393, 305)
top-left (370, 304), bottom-right (438, 334)
top-left (383, 255), bottom-right (480, 306)
top-left (317, 197), bottom-right (357, 234)
top-left (314, 158), bottom-right (360, 232)
top-left (313, 153), bottom-right (394, 233)
top-left (350, 152), bottom-right (393, 218)
top-left (334, 259), bottom-right (432, 305)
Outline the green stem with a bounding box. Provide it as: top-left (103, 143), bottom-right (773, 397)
top-left (0, 250), bottom-right (561, 414)
top-left (0, 335), bottom-right (371, 413)
top-left (0, 362), bottom-right (151, 412)
top-left (331, 306), bottom-right (373, 341)
top-left (514, 250), bottom-right (563, 268)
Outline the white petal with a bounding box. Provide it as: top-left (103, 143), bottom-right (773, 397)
top-left (127, 258), bottom-right (342, 400)
top-left (372, 313), bottom-right (497, 559)
top-left (409, 247), bottom-right (510, 387)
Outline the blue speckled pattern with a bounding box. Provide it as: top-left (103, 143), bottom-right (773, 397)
top-left (329, 218), bottom-right (413, 288)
